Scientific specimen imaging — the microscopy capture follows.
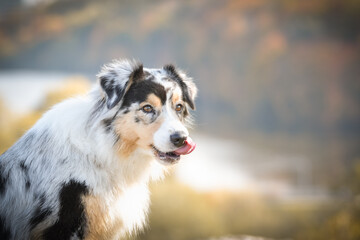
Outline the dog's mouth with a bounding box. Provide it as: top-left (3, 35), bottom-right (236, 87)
top-left (152, 146), bottom-right (181, 164)
top-left (151, 137), bottom-right (196, 164)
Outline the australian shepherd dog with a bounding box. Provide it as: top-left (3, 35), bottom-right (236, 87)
top-left (0, 59), bottom-right (197, 240)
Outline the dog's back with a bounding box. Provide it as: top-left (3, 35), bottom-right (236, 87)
top-left (0, 102), bottom-right (94, 239)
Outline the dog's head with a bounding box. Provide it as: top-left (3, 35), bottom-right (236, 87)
top-left (97, 59), bottom-right (197, 164)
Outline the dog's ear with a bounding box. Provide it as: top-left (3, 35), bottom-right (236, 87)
top-left (179, 72), bottom-right (197, 110)
top-left (163, 64), bottom-right (197, 110)
top-left (98, 59), bottom-right (144, 109)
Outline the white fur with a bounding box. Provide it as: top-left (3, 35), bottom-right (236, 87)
top-left (153, 102), bottom-right (189, 153)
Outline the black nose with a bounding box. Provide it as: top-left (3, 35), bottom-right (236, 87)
top-left (170, 132), bottom-right (187, 148)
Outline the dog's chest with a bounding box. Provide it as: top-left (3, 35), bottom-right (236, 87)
top-left (83, 183), bottom-right (150, 239)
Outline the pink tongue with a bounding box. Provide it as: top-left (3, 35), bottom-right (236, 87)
top-left (174, 137), bottom-right (196, 155)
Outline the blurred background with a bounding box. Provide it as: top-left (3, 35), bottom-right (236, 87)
top-left (1, 0), bottom-right (360, 239)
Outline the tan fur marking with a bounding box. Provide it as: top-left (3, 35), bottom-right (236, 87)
top-left (113, 104), bottom-right (164, 157)
top-left (146, 93), bottom-right (162, 108)
top-left (84, 194), bottom-right (123, 240)
top-left (136, 115), bottom-right (164, 148)
top-left (114, 113), bottom-right (140, 157)
top-left (172, 92), bottom-right (181, 105)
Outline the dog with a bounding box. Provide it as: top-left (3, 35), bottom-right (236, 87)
top-left (0, 59), bottom-right (197, 240)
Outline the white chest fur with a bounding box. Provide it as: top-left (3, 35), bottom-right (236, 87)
top-left (83, 150), bottom-right (165, 240)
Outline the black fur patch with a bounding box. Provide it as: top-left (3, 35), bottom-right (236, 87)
top-left (163, 64), bottom-right (195, 110)
top-left (19, 161), bottom-right (31, 190)
top-left (26, 181), bottom-right (31, 190)
top-left (130, 64), bottom-right (144, 83)
top-left (100, 75), bottom-right (126, 109)
top-left (121, 80), bottom-right (167, 109)
top-left (100, 64), bottom-right (144, 110)
top-left (30, 207), bottom-right (51, 228)
top-left (30, 194), bottom-right (52, 230)
top-left (0, 164), bottom-right (8, 195)
top-left (102, 118), bottom-right (113, 132)
top-left (20, 161), bottom-right (28, 171)
top-left (0, 216), bottom-right (11, 240)
top-left (43, 180), bottom-right (88, 240)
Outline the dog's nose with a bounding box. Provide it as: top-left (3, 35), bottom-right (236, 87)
top-left (170, 132), bottom-right (187, 148)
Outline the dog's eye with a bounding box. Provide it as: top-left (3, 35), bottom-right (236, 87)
top-left (142, 105), bottom-right (154, 113)
top-left (175, 104), bottom-right (183, 112)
